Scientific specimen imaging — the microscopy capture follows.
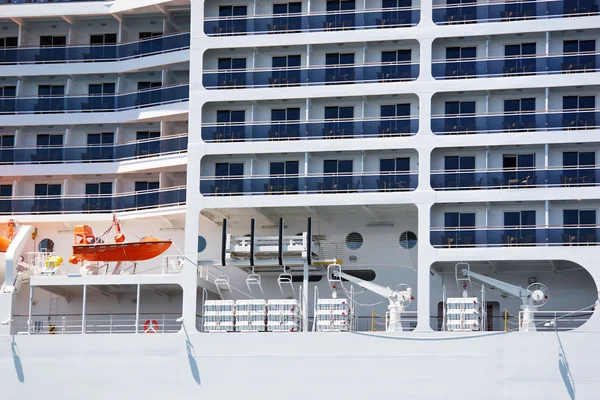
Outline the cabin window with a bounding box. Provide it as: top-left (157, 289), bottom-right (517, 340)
top-left (400, 231), bottom-right (417, 249)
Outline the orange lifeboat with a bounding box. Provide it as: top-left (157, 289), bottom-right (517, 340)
top-left (0, 220), bottom-right (17, 253)
top-left (69, 214), bottom-right (172, 264)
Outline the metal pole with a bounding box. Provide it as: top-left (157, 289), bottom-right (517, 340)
top-left (28, 285), bottom-right (33, 334)
top-left (302, 260), bottom-right (309, 332)
top-left (81, 285), bottom-right (87, 334)
top-left (135, 284), bottom-right (141, 334)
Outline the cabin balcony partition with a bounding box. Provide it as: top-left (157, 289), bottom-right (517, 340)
top-left (432, 0), bottom-right (599, 25)
top-left (430, 166), bottom-right (598, 189)
top-left (201, 116), bottom-right (419, 142)
top-left (0, 186), bottom-right (186, 215)
top-left (0, 83), bottom-right (189, 114)
top-left (432, 52), bottom-right (599, 79)
top-left (0, 135), bottom-right (188, 164)
top-left (431, 225), bottom-right (600, 247)
top-left (202, 61), bottom-right (419, 89)
top-left (204, 7), bottom-right (420, 36)
top-left (431, 108), bottom-right (598, 135)
top-left (0, 32), bottom-right (190, 65)
top-left (199, 171), bottom-right (418, 196)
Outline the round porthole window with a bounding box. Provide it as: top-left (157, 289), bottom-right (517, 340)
top-left (38, 238), bottom-right (55, 252)
top-left (400, 231), bottom-right (417, 249)
top-left (345, 232), bottom-right (363, 250)
top-left (197, 236), bottom-right (207, 253)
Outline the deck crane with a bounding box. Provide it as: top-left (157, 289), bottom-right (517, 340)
top-left (457, 264), bottom-right (549, 332)
top-left (328, 264), bottom-right (413, 332)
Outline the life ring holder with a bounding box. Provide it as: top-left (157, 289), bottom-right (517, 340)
top-left (143, 319), bottom-right (159, 334)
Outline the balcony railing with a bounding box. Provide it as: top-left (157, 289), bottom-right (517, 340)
top-left (203, 62), bottom-right (419, 89)
top-left (431, 166), bottom-right (598, 189)
top-left (431, 108), bottom-right (598, 135)
top-left (204, 7), bottom-right (420, 36)
top-left (0, 83), bottom-right (189, 114)
top-left (433, 52), bottom-right (599, 79)
top-left (431, 225), bottom-right (600, 247)
top-left (0, 32), bottom-right (190, 64)
top-left (0, 186), bottom-right (186, 215)
top-left (200, 172), bottom-right (418, 196)
top-left (432, 0), bottom-right (599, 25)
top-left (202, 117), bottom-right (419, 142)
top-left (0, 134), bottom-right (188, 164)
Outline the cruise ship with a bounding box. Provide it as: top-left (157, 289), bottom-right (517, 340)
top-left (0, 0), bottom-right (599, 398)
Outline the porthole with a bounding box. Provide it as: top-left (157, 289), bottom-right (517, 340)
top-left (400, 231), bottom-right (417, 249)
top-left (197, 236), bottom-right (207, 253)
top-left (345, 232), bottom-right (363, 250)
top-left (38, 238), bottom-right (54, 252)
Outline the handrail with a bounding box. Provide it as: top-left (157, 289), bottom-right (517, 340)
top-left (433, 50), bottom-right (600, 63)
top-left (0, 81), bottom-right (189, 100)
top-left (201, 115), bottom-right (418, 127)
top-left (200, 171), bottom-right (418, 180)
top-left (1, 133), bottom-right (188, 151)
top-left (203, 60), bottom-right (418, 73)
top-left (2, 31), bottom-right (190, 51)
top-left (204, 6), bottom-right (420, 21)
top-left (431, 165), bottom-right (600, 173)
top-left (431, 107), bottom-right (600, 118)
top-left (431, 224), bottom-right (600, 230)
top-left (4, 185), bottom-right (185, 200)
top-left (433, 0), bottom-right (575, 9)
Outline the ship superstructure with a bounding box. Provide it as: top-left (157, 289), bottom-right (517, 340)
top-left (1, 0), bottom-right (600, 398)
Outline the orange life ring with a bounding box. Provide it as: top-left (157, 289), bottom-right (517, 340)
top-left (143, 319), bottom-right (159, 334)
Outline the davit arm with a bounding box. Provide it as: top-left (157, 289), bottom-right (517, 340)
top-left (463, 269), bottom-right (531, 305)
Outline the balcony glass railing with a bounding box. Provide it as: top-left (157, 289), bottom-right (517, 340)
top-left (431, 166), bottom-right (598, 189)
top-left (202, 117), bottom-right (419, 142)
top-left (0, 186), bottom-right (186, 215)
top-left (0, 83), bottom-right (189, 114)
top-left (0, 32), bottom-right (190, 64)
top-left (432, 52), bottom-right (599, 78)
top-left (0, 134), bottom-right (188, 164)
top-left (203, 62), bottom-right (419, 89)
top-left (204, 7), bottom-right (420, 36)
top-left (431, 225), bottom-right (600, 247)
top-left (432, 0), bottom-right (599, 25)
top-left (200, 172), bottom-right (418, 195)
top-left (431, 109), bottom-right (598, 135)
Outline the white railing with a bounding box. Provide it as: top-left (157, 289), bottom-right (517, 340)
top-left (14, 313), bottom-right (182, 335)
top-left (517, 310), bottom-right (594, 332)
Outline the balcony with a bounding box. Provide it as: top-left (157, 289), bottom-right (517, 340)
top-left (200, 172), bottom-right (418, 195)
top-left (0, 83), bottom-right (189, 114)
top-left (432, 52), bottom-right (599, 79)
top-left (431, 108), bottom-right (598, 135)
top-left (432, 0), bottom-right (599, 25)
top-left (431, 225), bottom-right (599, 247)
top-left (430, 166), bottom-right (598, 190)
top-left (0, 134), bottom-right (188, 164)
top-left (202, 61), bottom-right (419, 89)
top-left (0, 186), bottom-right (186, 215)
top-left (202, 116), bottom-right (418, 142)
top-left (0, 32), bottom-right (190, 65)
top-left (204, 7), bottom-right (420, 36)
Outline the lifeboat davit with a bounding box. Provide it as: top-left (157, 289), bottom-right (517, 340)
top-left (69, 215), bottom-right (172, 264)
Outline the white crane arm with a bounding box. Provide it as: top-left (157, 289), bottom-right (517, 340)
top-left (335, 271), bottom-right (396, 299)
top-left (464, 270), bottom-right (530, 299)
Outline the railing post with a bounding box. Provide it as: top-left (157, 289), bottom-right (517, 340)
top-left (81, 284), bottom-right (87, 334)
top-left (27, 285), bottom-right (33, 335)
top-left (135, 284), bottom-right (141, 334)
